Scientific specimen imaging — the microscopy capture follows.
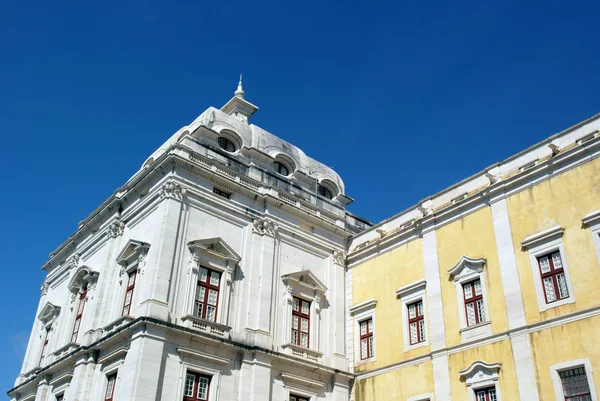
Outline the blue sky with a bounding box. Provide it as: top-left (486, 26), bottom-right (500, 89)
top-left (2, 0), bottom-right (600, 396)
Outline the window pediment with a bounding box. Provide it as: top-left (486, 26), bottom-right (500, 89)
top-left (459, 360), bottom-right (501, 386)
top-left (448, 255), bottom-right (486, 281)
top-left (116, 239), bottom-right (150, 267)
top-left (67, 265), bottom-right (99, 293)
top-left (188, 238), bottom-right (241, 264)
top-left (282, 270), bottom-right (327, 293)
top-left (38, 302), bottom-right (60, 324)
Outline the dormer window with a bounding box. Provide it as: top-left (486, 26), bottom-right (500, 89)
top-left (318, 185), bottom-right (333, 199)
top-left (218, 137), bottom-right (236, 152)
top-left (274, 161), bottom-right (290, 176)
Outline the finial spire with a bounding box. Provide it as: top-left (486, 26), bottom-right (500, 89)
top-left (235, 74), bottom-right (245, 98)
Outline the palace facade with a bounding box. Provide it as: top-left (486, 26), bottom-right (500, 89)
top-left (8, 82), bottom-right (600, 401)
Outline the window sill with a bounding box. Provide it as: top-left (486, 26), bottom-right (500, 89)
top-left (460, 321), bottom-right (492, 342)
top-left (103, 315), bottom-right (135, 334)
top-left (51, 342), bottom-right (80, 361)
top-left (356, 356), bottom-right (376, 365)
top-left (281, 343), bottom-right (323, 363)
top-left (180, 314), bottom-right (231, 339)
top-left (405, 340), bottom-right (429, 352)
top-left (539, 297), bottom-right (575, 312)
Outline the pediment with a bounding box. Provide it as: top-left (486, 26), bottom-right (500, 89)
top-left (67, 265), bottom-right (98, 292)
top-left (448, 255), bottom-right (486, 281)
top-left (38, 302), bottom-right (60, 323)
top-left (459, 360), bottom-right (501, 385)
top-left (116, 239), bottom-right (150, 266)
top-left (188, 238), bottom-right (241, 263)
top-left (282, 270), bottom-right (327, 292)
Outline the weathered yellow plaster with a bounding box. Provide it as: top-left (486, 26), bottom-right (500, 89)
top-left (354, 360), bottom-right (434, 401)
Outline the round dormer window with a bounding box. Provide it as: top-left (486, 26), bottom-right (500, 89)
top-left (274, 161), bottom-right (289, 176)
top-left (318, 185), bottom-right (333, 199)
top-left (218, 137), bottom-right (236, 152)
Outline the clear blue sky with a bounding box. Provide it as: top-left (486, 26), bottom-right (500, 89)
top-left (2, 0), bottom-right (599, 395)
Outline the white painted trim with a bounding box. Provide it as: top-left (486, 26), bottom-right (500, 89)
top-left (407, 393), bottom-right (434, 401)
top-left (353, 301), bottom-right (377, 365)
top-left (349, 298), bottom-right (377, 314)
top-left (510, 333), bottom-right (540, 400)
top-left (281, 373), bottom-right (325, 389)
top-left (582, 209), bottom-right (600, 226)
top-left (177, 347), bottom-right (230, 365)
top-left (526, 237), bottom-right (575, 312)
top-left (521, 226), bottom-right (564, 249)
top-left (448, 256), bottom-right (486, 278)
top-left (175, 359), bottom-right (222, 401)
top-left (396, 280), bottom-right (427, 298)
top-left (550, 358), bottom-right (599, 401)
top-left (459, 361), bottom-right (501, 377)
top-left (399, 285), bottom-right (429, 352)
top-left (422, 231), bottom-right (446, 351)
top-left (583, 210), bottom-right (600, 267)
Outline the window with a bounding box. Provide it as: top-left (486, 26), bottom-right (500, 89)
top-left (475, 387), bottom-right (497, 401)
top-left (184, 372), bottom-right (211, 401)
top-left (122, 271), bottom-right (136, 316)
top-left (408, 300), bottom-right (426, 345)
top-left (559, 367), bottom-right (591, 401)
top-left (582, 210), bottom-right (600, 266)
top-left (217, 137), bottom-right (236, 152)
top-left (359, 318), bottom-right (374, 360)
top-left (289, 395), bottom-right (309, 401)
top-left (463, 279), bottom-right (486, 326)
top-left (105, 374), bottom-right (117, 401)
top-left (56, 395), bottom-right (64, 401)
top-left (291, 297), bottom-right (310, 347)
top-left (537, 252), bottom-right (569, 304)
top-left (72, 287), bottom-right (87, 343)
top-left (195, 267), bottom-right (221, 322)
top-left (317, 185), bottom-right (333, 199)
top-left (274, 161), bottom-right (289, 176)
top-left (40, 327), bottom-right (50, 364)
top-left (212, 187), bottom-right (231, 199)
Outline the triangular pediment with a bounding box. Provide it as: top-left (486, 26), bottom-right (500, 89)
top-left (116, 239), bottom-right (150, 266)
top-left (282, 270), bottom-right (327, 292)
top-left (38, 302), bottom-right (60, 323)
top-left (448, 255), bottom-right (486, 281)
top-left (188, 238), bottom-right (241, 262)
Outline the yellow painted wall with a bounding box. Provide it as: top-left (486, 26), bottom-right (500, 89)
top-left (531, 314), bottom-right (600, 400)
top-left (435, 207), bottom-right (509, 347)
top-left (506, 157), bottom-right (600, 324)
top-left (352, 237), bottom-right (428, 371)
top-left (354, 360), bottom-right (434, 401)
top-left (448, 339), bottom-right (520, 400)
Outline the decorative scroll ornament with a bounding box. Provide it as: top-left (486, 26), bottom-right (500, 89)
top-left (40, 282), bottom-right (49, 297)
top-left (333, 250), bottom-right (346, 266)
top-left (160, 181), bottom-right (185, 200)
top-left (253, 218), bottom-right (278, 236)
top-left (107, 219), bottom-right (125, 238)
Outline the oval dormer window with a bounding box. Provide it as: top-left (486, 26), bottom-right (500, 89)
top-left (218, 137), bottom-right (236, 152)
top-left (274, 161), bottom-right (289, 176)
top-left (318, 185), bottom-right (333, 200)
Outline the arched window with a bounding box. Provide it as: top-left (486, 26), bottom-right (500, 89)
top-left (218, 137), bottom-right (236, 152)
top-left (318, 185), bottom-right (333, 199)
top-left (274, 161), bottom-right (289, 176)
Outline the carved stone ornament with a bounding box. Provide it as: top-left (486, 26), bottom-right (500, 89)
top-left (160, 181), bottom-right (185, 200)
top-left (107, 219), bottom-right (125, 238)
top-left (253, 218), bottom-right (278, 236)
top-left (333, 250), bottom-right (346, 265)
top-left (40, 282), bottom-right (49, 297)
top-left (448, 255), bottom-right (486, 281)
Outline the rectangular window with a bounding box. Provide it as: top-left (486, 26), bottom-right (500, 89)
top-left (212, 187), bottom-right (231, 199)
top-left (183, 372), bottom-right (211, 401)
top-left (291, 297), bottom-right (310, 348)
top-left (40, 327), bottom-right (50, 364)
top-left (463, 279), bottom-right (485, 326)
top-left (56, 395), bottom-right (64, 401)
top-left (475, 387), bottom-right (497, 401)
top-left (289, 395), bottom-right (309, 401)
top-left (408, 300), bottom-right (425, 345)
top-left (559, 367), bottom-right (591, 400)
top-left (195, 267), bottom-right (221, 322)
top-left (71, 288), bottom-right (87, 343)
top-left (122, 271), bottom-right (137, 316)
top-left (537, 251), bottom-right (569, 304)
top-left (359, 318), bottom-right (374, 360)
top-left (105, 374), bottom-right (117, 401)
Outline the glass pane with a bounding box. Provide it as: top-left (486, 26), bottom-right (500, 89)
top-left (361, 338), bottom-right (367, 359)
top-left (367, 319), bottom-right (374, 333)
top-left (539, 256), bottom-right (551, 273)
top-left (476, 390), bottom-right (486, 401)
top-left (196, 286), bottom-right (206, 301)
top-left (301, 318), bottom-right (309, 332)
top-left (73, 319), bottom-right (80, 334)
top-left (301, 301), bottom-right (310, 314)
top-left (208, 290), bottom-right (218, 306)
top-left (557, 273), bottom-right (569, 299)
top-left (289, 397), bottom-right (297, 401)
top-left (291, 330), bottom-right (298, 344)
top-left (416, 301), bottom-right (423, 316)
top-left (196, 302), bottom-right (203, 317)
top-left (300, 333), bottom-right (309, 347)
top-left (128, 273), bottom-right (136, 287)
top-left (474, 280), bottom-right (482, 296)
top-left (184, 374), bottom-right (195, 397)
top-left (560, 367), bottom-right (591, 397)
top-left (197, 376), bottom-right (209, 400)
top-left (368, 336), bottom-right (374, 357)
top-left (543, 277), bottom-right (557, 302)
top-left (477, 300), bottom-right (486, 322)
top-left (552, 252), bottom-right (563, 269)
top-left (360, 321), bottom-right (367, 335)
top-left (489, 389), bottom-right (497, 401)
top-left (77, 300), bottom-right (85, 315)
top-left (122, 305), bottom-right (130, 316)
top-left (210, 271), bottom-right (220, 286)
top-left (199, 268), bottom-right (208, 282)
top-left (292, 316), bottom-right (299, 330)
top-left (105, 376), bottom-right (115, 399)
top-left (293, 298), bottom-right (299, 312)
top-left (206, 306), bottom-right (216, 322)
top-left (464, 283), bottom-right (473, 299)
top-left (466, 302), bottom-right (476, 326)
top-left (410, 322), bottom-right (417, 344)
top-left (124, 290), bottom-right (132, 306)
top-left (409, 304), bottom-right (416, 319)
top-left (419, 319), bottom-right (425, 342)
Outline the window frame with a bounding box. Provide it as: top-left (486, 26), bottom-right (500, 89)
top-left (349, 298), bottom-right (377, 364)
top-left (536, 251), bottom-right (570, 304)
top-left (183, 371), bottom-right (212, 401)
top-left (217, 137), bottom-right (236, 153)
top-left (194, 267), bottom-right (222, 323)
top-left (358, 317), bottom-right (374, 360)
top-left (104, 373), bottom-right (117, 401)
top-left (291, 296), bottom-right (311, 348)
top-left (550, 358), bottom-right (599, 401)
top-left (121, 270), bottom-right (137, 317)
top-left (582, 210), bottom-right (600, 268)
top-left (459, 361), bottom-right (502, 401)
top-left (274, 161), bottom-right (290, 177)
top-left (523, 228), bottom-right (575, 312)
top-left (462, 279), bottom-right (486, 327)
top-left (407, 394), bottom-right (434, 401)
top-left (39, 326), bottom-right (51, 365)
top-left (397, 280), bottom-right (429, 352)
top-left (71, 287), bottom-right (87, 343)
top-left (289, 394), bottom-right (310, 401)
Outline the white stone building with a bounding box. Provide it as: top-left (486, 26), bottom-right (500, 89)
top-left (8, 80), bottom-right (370, 401)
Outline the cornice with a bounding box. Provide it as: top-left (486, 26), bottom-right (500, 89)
top-left (582, 210), bottom-right (600, 227)
top-left (459, 360), bottom-right (501, 378)
top-left (349, 298), bottom-right (377, 314)
top-left (521, 226), bottom-right (564, 249)
top-left (396, 279), bottom-right (427, 298)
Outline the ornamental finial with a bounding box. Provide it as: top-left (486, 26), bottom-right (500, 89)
top-left (234, 74), bottom-right (244, 98)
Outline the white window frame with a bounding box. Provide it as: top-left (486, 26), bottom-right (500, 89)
top-left (115, 240), bottom-right (150, 320)
top-left (407, 393), bottom-right (434, 401)
top-left (396, 280), bottom-right (429, 352)
top-left (175, 357), bottom-right (223, 401)
top-left (521, 226), bottom-right (575, 312)
top-left (459, 361), bottom-right (502, 401)
top-left (281, 372), bottom-right (323, 401)
top-left (349, 299), bottom-right (377, 364)
top-left (550, 358), bottom-right (599, 401)
top-left (582, 210), bottom-right (600, 267)
top-left (448, 256), bottom-right (491, 342)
